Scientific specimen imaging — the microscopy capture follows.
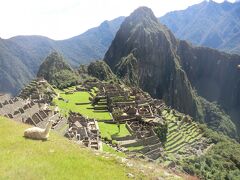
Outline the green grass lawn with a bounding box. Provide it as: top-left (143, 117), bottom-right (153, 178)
top-left (53, 90), bottom-right (111, 120)
top-left (99, 122), bottom-right (131, 140)
top-left (0, 117), bottom-right (143, 180)
top-left (128, 145), bottom-right (144, 151)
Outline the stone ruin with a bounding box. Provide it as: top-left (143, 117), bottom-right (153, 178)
top-left (85, 83), bottom-right (168, 159)
top-left (0, 93), bottom-right (64, 129)
top-left (65, 112), bottom-right (102, 150)
top-left (85, 81), bottom-right (210, 160)
top-left (19, 78), bottom-right (56, 103)
top-left (114, 120), bottom-right (164, 160)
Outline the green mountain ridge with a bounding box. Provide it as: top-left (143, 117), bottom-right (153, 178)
top-left (0, 17), bottom-right (124, 94)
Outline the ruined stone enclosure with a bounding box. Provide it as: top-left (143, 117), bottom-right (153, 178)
top-left (65, 112), bottom-right (102, 150)
top-left (0, 93), bottom-right (66, 131)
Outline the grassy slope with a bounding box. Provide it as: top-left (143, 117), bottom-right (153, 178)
top-left (0, 117), bottom-right (139, 180)
top-left (0, 117), bottom-right (185, 180)
top-left (102, 143), bottom-right (126, 157)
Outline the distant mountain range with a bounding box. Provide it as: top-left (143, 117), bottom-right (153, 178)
top-left (0, 17), bottom-right (124, 94)
top-left (160, 0), bottom-right (240, 54)
top-left (1, 0), bottom-right (240, 95)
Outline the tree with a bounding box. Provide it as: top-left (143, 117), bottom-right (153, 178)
top-left (154, 123), bottom-right (168, 145)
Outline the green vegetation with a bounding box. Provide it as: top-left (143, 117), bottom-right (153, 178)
top-left (198, 97), bottom-right (238, 139)
top-left (37, 51), bottom-right (79, 89)
top-left (102, 143), bottom-right (126, 157)
top-left (99, 122), bottom-right (131, 140)
top-left (53, 87), bottom-right (131, 157)
top-left (53, 89), bottom-right (111, 120)
top-left (160, 110), bottom-right (240, 179)
top-left (162, 110), bottom-right (203, 154)
top-left (87, 60), bottom-right (116, 81)
top-left (115, 53), bottom-right (139, 86)
top-left (0, 117), bottom-right (144, 180)
top-left (128, 145), bottom-right (144, 151)
top-left (154, 123), bottom-right (168, 144)
top-left (181, 125), bottom-right (240, 179)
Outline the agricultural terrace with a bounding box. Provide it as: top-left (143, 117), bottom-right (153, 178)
top-left (161, 110), bottom-right (205, 161)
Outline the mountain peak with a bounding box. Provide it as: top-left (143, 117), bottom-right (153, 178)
top-left (37, 51), bottom-right (78, 89)
top-left (131, 6), bottom-right (155, 17)
top-left (118, 6), bottom-right (168, 37)
top-left (104, 6), bottom-right (177, 68)
top-left (127, 6), bottom-right (159, 24)
top-left (43, 51), bottom-right (68, 64)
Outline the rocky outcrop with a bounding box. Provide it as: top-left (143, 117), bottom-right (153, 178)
top-left (115, 53), bottom-right (139, 86)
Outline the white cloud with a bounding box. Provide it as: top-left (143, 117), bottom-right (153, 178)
top-left (0, 0), bottom-right (236, 40)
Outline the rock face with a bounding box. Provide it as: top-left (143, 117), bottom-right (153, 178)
top-left (104, 7), bottom-right (239, 138)
top-left (177, 41), bottom-right (240, 132)
top-left (37, 52), bottom-right (78, 89)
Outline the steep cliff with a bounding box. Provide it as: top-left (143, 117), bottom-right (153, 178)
top-left (177, 40), bottom-right (240, 134)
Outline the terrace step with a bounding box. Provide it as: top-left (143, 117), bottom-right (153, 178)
top-left (165, 134), bottom-right (184, 147)
top-left (94, 106), bottom-right (108, 110)
top-left (121, 135), bottom-right (160, 148)
top-left (148, 152), bottom-right (161, 160)
top-left (112, 135), bottom-right (136, 141)
top-left (145, 148), bottom-right (161, 156)
top-left (135, 142), bottom-right (162, 154)
top-left (145, 148), bottom-right (162, 160)
top-left (165, 142), bottom-right (187, 154)
top-left (118, 139), bottom-right (138, 146)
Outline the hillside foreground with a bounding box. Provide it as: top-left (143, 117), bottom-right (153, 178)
top-left (0, 117), bottom-right (188, 180)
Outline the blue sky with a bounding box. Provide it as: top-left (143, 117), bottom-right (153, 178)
top-left (0, 0), bottom-right (236, 40)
